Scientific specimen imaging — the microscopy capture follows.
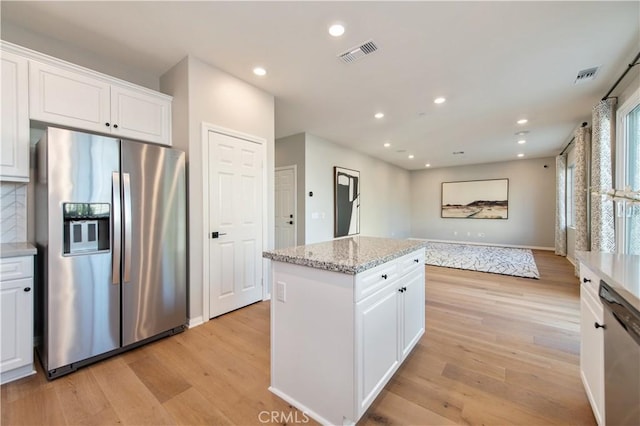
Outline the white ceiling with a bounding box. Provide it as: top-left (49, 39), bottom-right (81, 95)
top-left (2, 1), bottom-right (639, 170)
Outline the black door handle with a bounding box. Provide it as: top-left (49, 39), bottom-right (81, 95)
top-left (211, 232), bottom-right (227, 239)
top-left (113, 124), bottom-right (118, 129)
top-left (381, 274), bottom-right (388, 279)
top-left (289, 214), bottom-right (293, 218)
top-left (594, 322), bottom-right (606, 329)
top-left (23, 287), bottom-right (31, 292)
top-left (398, 288), bottom-right (404, 293)
top-left (289, 221), bottom-right (294, 225)
top-left (414, 259), bottom-right (419, 263)
top-left (583, 277), bottom-right (591, 283)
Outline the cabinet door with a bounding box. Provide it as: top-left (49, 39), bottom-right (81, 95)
top-left (356, 284), bottom-right (400, 412)
top-left (400, 268), bottom-right (425, 359)
top-left (29, 61), bottom-right (111, 134)
top-left (1, 51), bottom-right (29, 181)
top-left (0, 278), bottom-right (33, 374)
top-left (580, 288), bottom-right (604, 425)
top-left (110, 85), bottom-right (171, 145)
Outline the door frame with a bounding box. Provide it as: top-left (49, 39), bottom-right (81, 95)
top-left (275, 165), bottom-right (298, 248)
top-left (201, 122), bottom-right (268, 321)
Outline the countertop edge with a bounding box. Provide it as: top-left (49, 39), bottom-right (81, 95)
top-left (576, 250), bottom-right (640, 312)
top-left (264, 243), bottom-right (425, 275)
top-left (0, 242), bottom-right (37, 258)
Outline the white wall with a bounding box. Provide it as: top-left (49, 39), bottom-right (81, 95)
top-left (161, 56), bottom-right (275, 324)
top-left (304, 134), bottom-right (411, 244)
top-left (275, 133), bottom-right (306, 245)
top-left (411, 157), bottom-right (556, 248)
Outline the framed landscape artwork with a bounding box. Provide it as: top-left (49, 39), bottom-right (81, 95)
top-left (334, 166), bottom-right (360, 237)
top-left (441, 178), bottom-right (508, 219)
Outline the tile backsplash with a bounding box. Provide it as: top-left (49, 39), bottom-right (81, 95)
top-left (0, 182), bottom-right (28, 243)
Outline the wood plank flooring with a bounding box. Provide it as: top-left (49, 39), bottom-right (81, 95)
top-left (1, 250), bottom-right (595, 425)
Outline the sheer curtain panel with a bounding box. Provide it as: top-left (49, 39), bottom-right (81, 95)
top-left (555, 154), bottom-right (567, 256)
top-left (574, 126), bottom-right (590, 275)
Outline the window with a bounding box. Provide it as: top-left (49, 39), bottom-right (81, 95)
top-left (616, 89), bottom-right (640, 254)
top-left (567, 164), bottom-right (576, 228)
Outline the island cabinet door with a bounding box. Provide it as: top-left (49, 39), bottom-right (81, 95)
top-left (400, 268), bottom-right (426, 359)
top-left (355, 283), bottom-right (401, 413)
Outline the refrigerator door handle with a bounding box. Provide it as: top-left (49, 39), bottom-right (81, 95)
top-left (112, 172), bottom-right (121, 285)
top-left (123, 173), bottom-right (132, 283)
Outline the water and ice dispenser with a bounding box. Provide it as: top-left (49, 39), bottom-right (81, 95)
top-left (63, 203), bottom-right (110, 255)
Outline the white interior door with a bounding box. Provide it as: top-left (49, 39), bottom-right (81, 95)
top-left (275, 166), bottom-right (296, 249)
top-left (208, 130), bottom-right (263, 318)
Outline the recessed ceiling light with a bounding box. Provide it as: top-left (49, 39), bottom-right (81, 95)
top-left (434, 97), bottom-right (446, 104)
top-left (425, 163), bottom-right (431, 167)
top-left (328, 24), bottom-right (345, 37)
top-left (518, 139), bottom-right (526, 144)
top-left (408, 155), bottom-right (414, 159)
top-left (374, 112), bottom-right (384, 119)
top-left (383, 142), bottom-right (391, 148)
top-left (517, 153), bottom-right (525, 157)
top-left (517, 118), bottom-right (528, 125)
top-left (253, 67), bottom-right (267, 76)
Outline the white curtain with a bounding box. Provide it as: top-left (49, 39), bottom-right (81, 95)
top-left (591, 98), bottom-right (617, 253)
top-left (574, 126), bottom-right (590, 275)
top-left (555, 154), bottom-right (567, 256)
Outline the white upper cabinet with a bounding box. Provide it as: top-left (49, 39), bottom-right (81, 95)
top-left (27, 49), bottom-right (172, 146)
top-left (29, 60), bottom-right (111, 135)
top-left (1, 50), bottom-right (30, 182)
top-left (110, 85), bottom-right (171, 145)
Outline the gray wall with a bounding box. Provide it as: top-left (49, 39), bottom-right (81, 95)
top-left (2, 22), bottom-right (160, 90)
top-left (304, 134), bottom-right (412, 244)
top-left (275, 133), bottom-right (306, 245)
top-left (410, 157), bottom-right (556, 248)
top-left (161, 56), bottom-right (275, 324)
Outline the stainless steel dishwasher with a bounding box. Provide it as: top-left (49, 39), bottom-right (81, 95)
top-left (599, 280), bottom-right (640, 426)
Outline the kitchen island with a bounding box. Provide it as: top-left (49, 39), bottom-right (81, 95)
top-left (263, 236), bottom-right (426, 425)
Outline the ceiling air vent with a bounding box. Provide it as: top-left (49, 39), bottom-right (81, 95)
top-left (574, 66), bottom-right (600, 84)
top-left (338, 40), bottom-right (379, 64)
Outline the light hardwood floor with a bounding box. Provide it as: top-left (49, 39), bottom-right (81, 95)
top-left (1, 250), bottom-right (595, 425)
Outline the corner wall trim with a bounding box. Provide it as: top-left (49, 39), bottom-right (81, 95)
top-left (188, 316), bottom-right (204, 328)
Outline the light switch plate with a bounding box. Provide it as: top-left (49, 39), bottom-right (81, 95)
top-left (277, 281), bottom-right (286, 302)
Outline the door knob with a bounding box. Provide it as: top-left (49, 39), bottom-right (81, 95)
top-left (23, 287), bottom-right (31, 292)
top-left (583, 277), bottom-right (591, 283)
top-left (211, 232), bottom-right (227, 239)
top-left (594, 322), bottom-right (606, 329)
top-left (289, 214), bottom-right (293, 218)
top-left (289, 221), bottom-right (294, 225)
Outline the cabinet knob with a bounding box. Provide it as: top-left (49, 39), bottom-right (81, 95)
top-left (398, 288), bottom-right (404, 293)
top-left (288, 221), bottom-right (294, 225)
top-left (381, 274), bottom-right (388, 280)
top-left (113, 124), bottom-right (118, 129)
top-left (594, 322), bottom-right (606, 329)
top-left (105, 122), bottom-right (110, 127)
top-left (23, 287), bottom-right (31, 292)
top-left (583, 277), bottom-right (591, 283)
top-left (414, 259), bottom-right (419, 263)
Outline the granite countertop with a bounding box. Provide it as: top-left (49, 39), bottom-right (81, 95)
top-left (576, 250), bottom-right (640, 312)
top-left (0, 242), bottom-right (37, 258)
top-left (263, 236), bottom-right (426, 275)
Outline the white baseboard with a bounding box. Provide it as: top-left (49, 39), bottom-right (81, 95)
top-left (188, 316), bottom-right (204, 328)
top-left (409, 237), bottom-right (554, 251)
top-left (566, 256), bottom-right (576, 266)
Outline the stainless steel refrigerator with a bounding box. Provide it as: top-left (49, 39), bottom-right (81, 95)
top-left (35, 127), bottom-right (187, 379)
